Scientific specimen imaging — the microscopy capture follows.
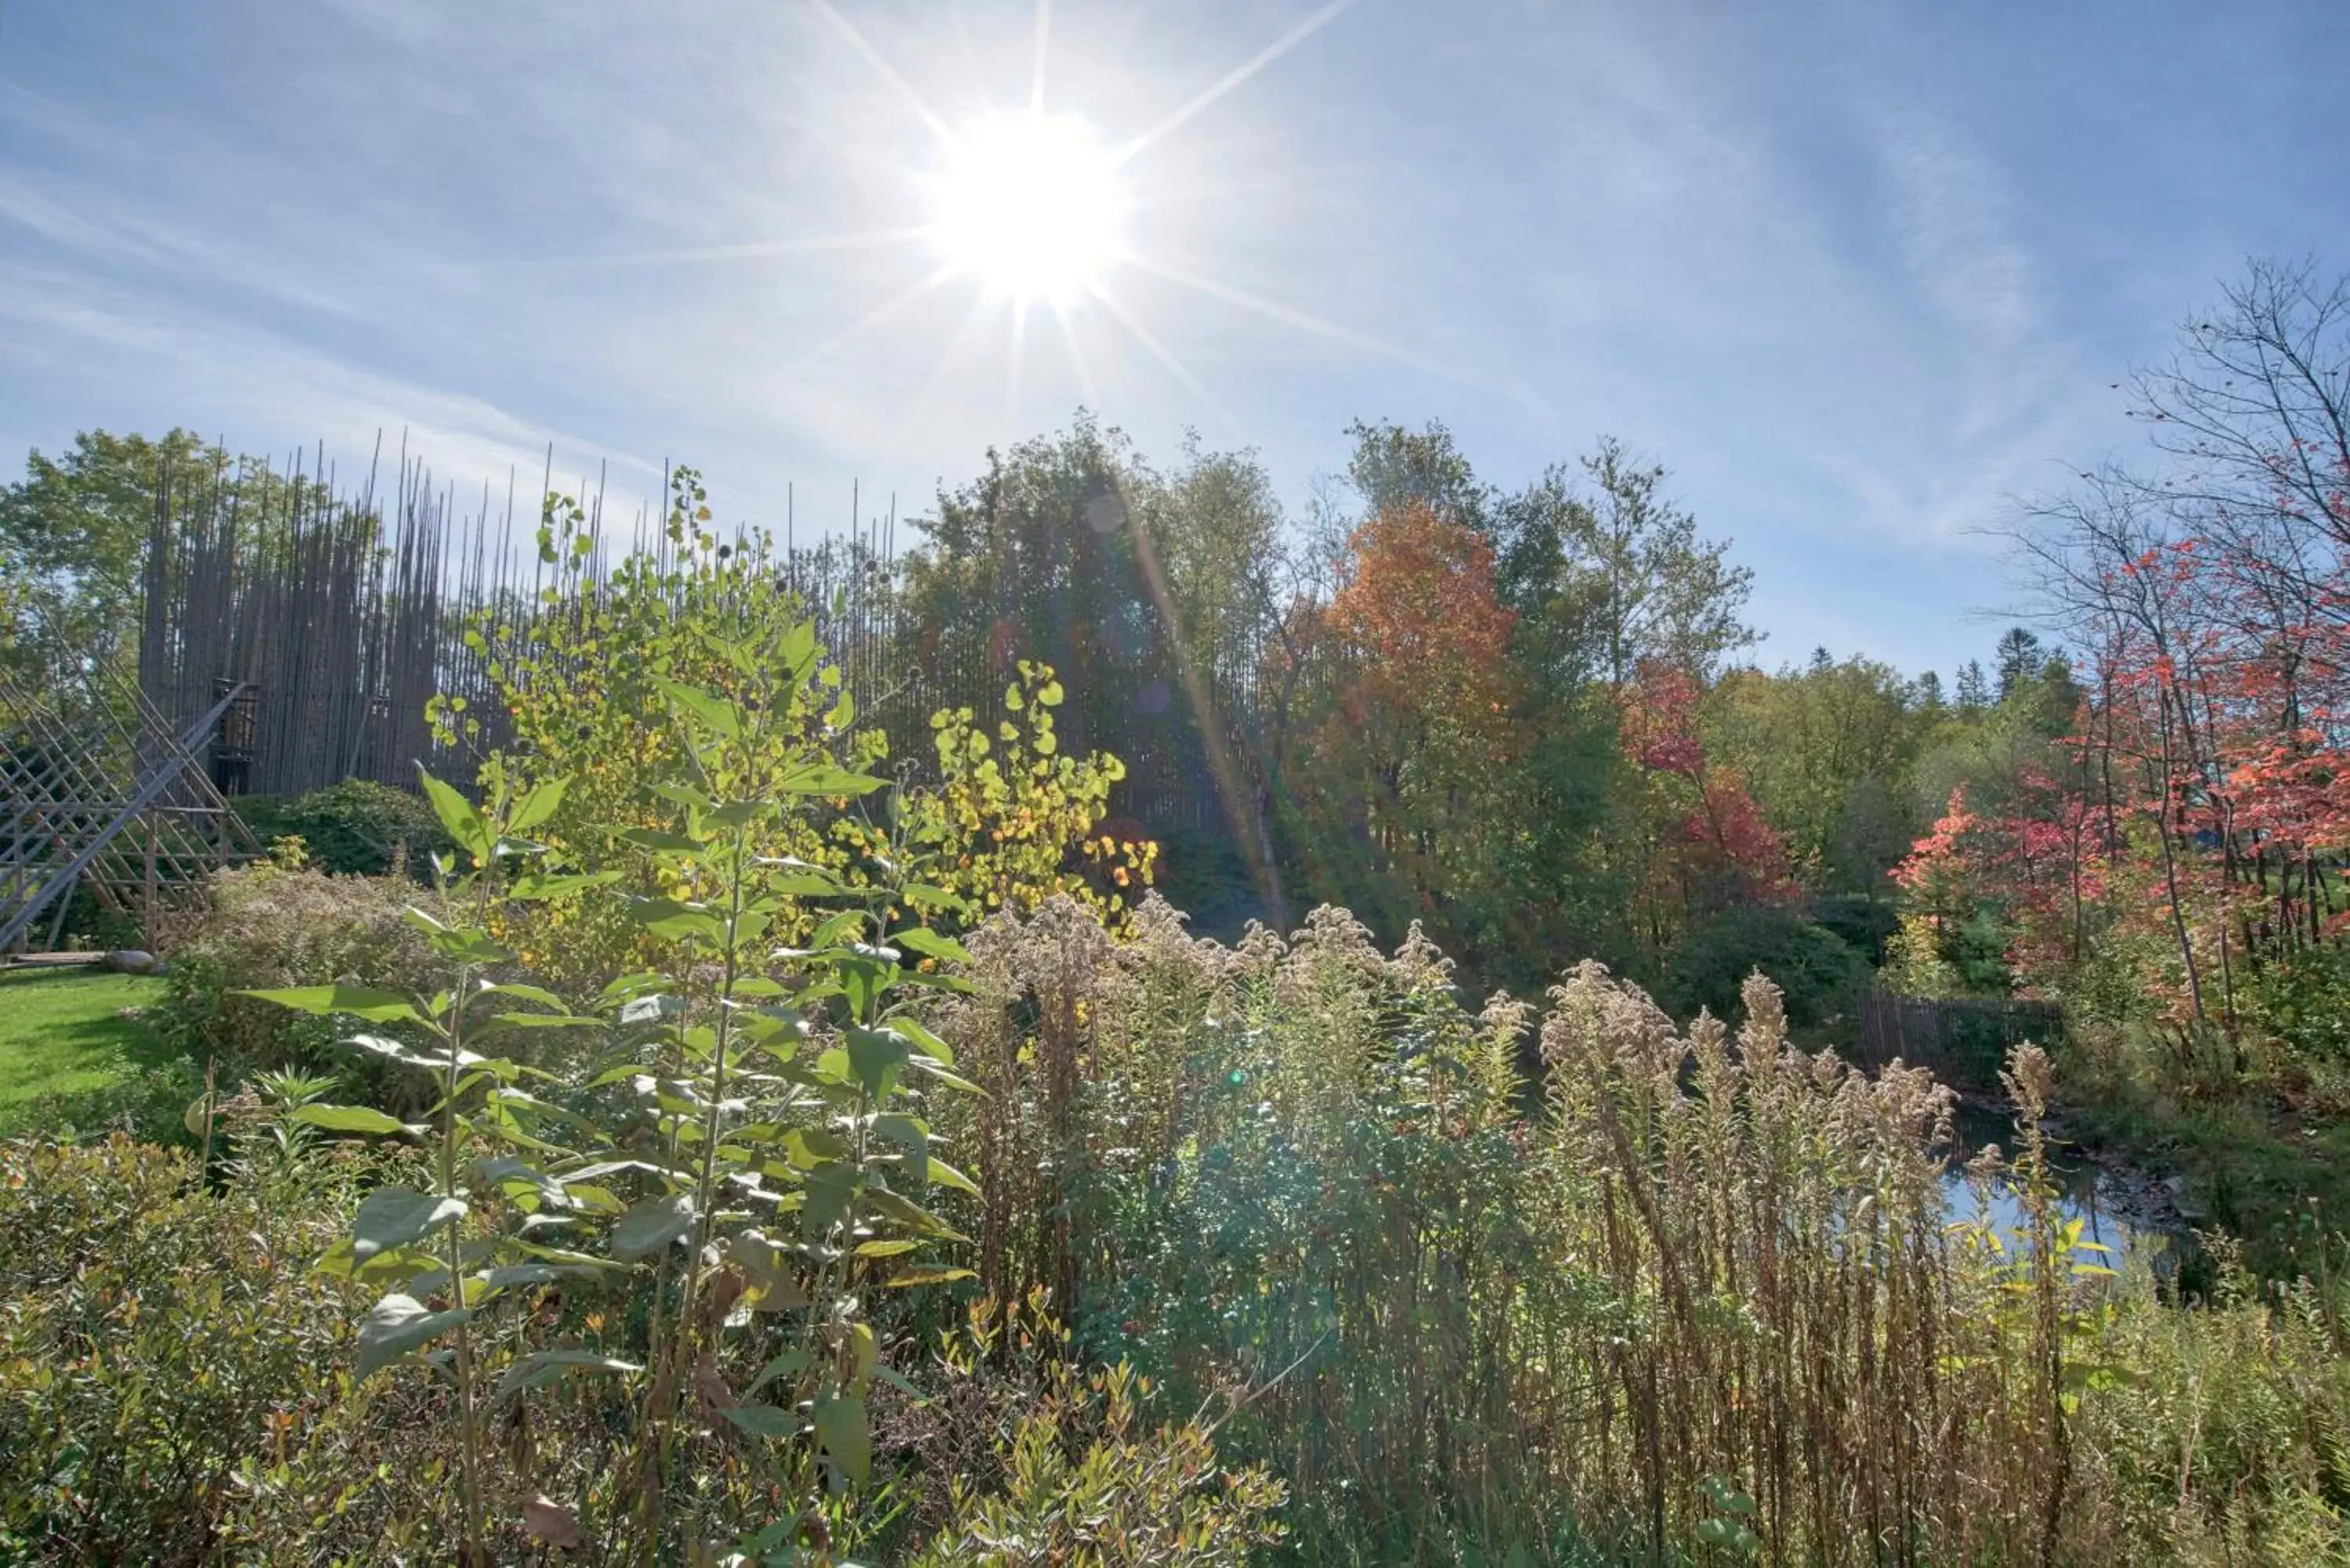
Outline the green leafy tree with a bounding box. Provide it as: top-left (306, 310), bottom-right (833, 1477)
top-left (1341, 416), bottom-right (1491, 532)
top-left (0, 428), bottom-right (333, 691)
top-left (1705, 652), bottom-right (1922, 891)
top-left (1495, 437), bottom-right (1755, 686)
top-left (1, 429), bottom-right (209, 687)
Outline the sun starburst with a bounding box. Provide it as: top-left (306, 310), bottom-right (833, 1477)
top-left (794, 0), bottom-right (1386, 427)
top-left (930, 110), bottom-right (1122, 305)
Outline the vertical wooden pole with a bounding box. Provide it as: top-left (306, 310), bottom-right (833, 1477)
top-left (143, 812), bottom-right (158, 952)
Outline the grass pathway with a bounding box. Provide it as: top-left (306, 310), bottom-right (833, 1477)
top-left (0, 966), bottom-right (172, 1133)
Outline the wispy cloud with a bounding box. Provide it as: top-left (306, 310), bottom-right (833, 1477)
top-left (0, 262), bottom-right (654, 511)
top-left (5, 0), bottom-right (2348, 678)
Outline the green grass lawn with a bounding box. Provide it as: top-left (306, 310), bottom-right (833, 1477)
top-left (0, 965), bottom-right (173, 1133)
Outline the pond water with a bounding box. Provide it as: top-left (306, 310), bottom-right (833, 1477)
top-left (1941, 1099), bottom-right (2196, 1279)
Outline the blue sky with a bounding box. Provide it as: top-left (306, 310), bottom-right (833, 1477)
top-left (3, 1), bottom-right (2346, 681)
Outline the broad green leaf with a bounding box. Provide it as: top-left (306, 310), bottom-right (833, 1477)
top-left (884, 1263), bottom-right (978, 1288)
top-left (294, 1104), bottom-right (414, 1137)
top-left (837, 954), bottom-right (897, 1021)
top-left (654, 678), bottom-right (741, 739)
top-left (617, 992), bottom-right (682, 1027)
top-left (596, 970), bottom-right (671, 1005)
top-left (779, 620), bottom-right (819, 682)
top-left (513, 1238), bottom-right (628, 1270)
top-left (872, 1112), bottom-right (928, 1184)
top-left (801, 1164), bottom-right (861, 1238)
top-left (479, 1158), bottom-right (566, 1203)
top-left (509, 871), bottom-right (622, 901)
top-left (646, 782), bottom-right (714, 814)
top-left (813, 1396), bottom-right (870, 1484)
top-left (891, 927), bottom-right (973, 966)
top-left (926, 1158), bottom-right (982, 1198)
top-left (746, 1348), bottom-right (812, 1397)
top-left (610, 1194), bottom-right (696, 1259)
top-left (624, 898), bottom-right (725, 942)
top-left (238, 985), bottom-right (424, 1024)
top-left (561, 1183), bottom-right (624, 1215)
top-left (345, 1032), bottom-right (421, 1064)
top-left (888, 1016), bottom-right (956, 1068)
top-left (494, 1348), bottom-right (639, 1400)
top-left (779, 764), bottom-right (887, 797)
top-left (507, 777), bottom-right (569, 835)
top-left (722, 1403), bottom-right (798, 1440)
top-left (909, 1056), bottom-right (983, 1094)
top-left (356, 1293), bottom-right (472, 1379)
top-left (783, 1127), bottom-right (851, 1169)
top-left (727, 1230), bottom-right (811, 1311)
top-left (352, 1187), bottom-right (468, 1259)
top-left (846, 1025), bottom-right (912, 1098)
top-left (418, 770), bottom-right (493, 862)
top-left (315, 1237), bottom-right (437, 1284)
top-left (725, 975), bottom-right (788, 999)
top-left (481, 982), bottom-right (566, 1010)
top-left (901, 883), bottom-right (964, 912)
top-left (617, 828), bottom-right (704, 857)
top-left (811, 910), bottom-right (866, 949)
top-left (468, 1263), bottom-right (596, 1301)
top-left (566, 1158), bottom-right (676, 1183)
top-left (873, 1364), bottom-right (925, 1400)
top-left (861, 1185), bottom-right (966, 1241)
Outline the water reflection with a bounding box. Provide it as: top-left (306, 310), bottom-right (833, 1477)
top-left (1942, 1099), bottom-right (2193, 1280)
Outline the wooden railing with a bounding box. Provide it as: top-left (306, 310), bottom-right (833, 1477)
top-left (1853, 988), bottom-right (2064, 1094)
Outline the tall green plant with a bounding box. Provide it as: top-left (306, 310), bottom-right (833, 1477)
top-left (244, 610), bottom-right (982, 1563)
top-left (241, 761), bottom-right (621, 1559)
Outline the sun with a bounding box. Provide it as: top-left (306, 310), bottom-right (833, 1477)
top-left (931, 111), bottom-right (1121, 305)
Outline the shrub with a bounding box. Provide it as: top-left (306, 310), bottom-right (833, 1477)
top-left (210, 610), bottom-right (1013, 1563)
top-left (2246, 941), bottom-right (2350, 1070)
top-left (276, 779), bottom-right (448, 878)
top-left (1809, 891), bottom-right (1900, 966)
top-left (152, 862), bottom-right (436, 1103)
top-left (1665, 903), bottom-right (1869, 1028)
top-left (0, 1136), bottom-right (368, 1563)
top-left (465, 468), bottom-right (1153, 992)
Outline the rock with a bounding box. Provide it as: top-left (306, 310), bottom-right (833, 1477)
top-left (99, 948), bottom-right (159, 975)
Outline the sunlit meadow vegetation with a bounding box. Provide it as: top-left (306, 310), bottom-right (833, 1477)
top-left (8, 261), bottom-right (2350, 1562)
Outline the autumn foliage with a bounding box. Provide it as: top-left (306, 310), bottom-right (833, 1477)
top-left (1282, 501), bottom-right (1518, 923)
top-left (1615, 663), bottom-right (1797, 946)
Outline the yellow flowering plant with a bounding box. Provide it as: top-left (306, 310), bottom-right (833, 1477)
top-left (438, 469), bottom-right (1154, 991)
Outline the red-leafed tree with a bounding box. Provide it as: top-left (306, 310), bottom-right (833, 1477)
top-left (1981, 262), bottom-right (2350, 1072)
top-left (1615, 661), bottom-right (1797, 952)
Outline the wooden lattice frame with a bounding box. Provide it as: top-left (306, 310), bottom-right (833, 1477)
top-left (0, 660), bottom-right (258, 955)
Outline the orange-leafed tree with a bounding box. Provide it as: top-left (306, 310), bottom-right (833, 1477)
top-left (1283, 500), bottom-right (1519, 934)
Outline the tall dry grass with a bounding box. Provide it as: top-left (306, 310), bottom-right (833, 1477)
top-left (931, 894), bottom-right (2350, 1565)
